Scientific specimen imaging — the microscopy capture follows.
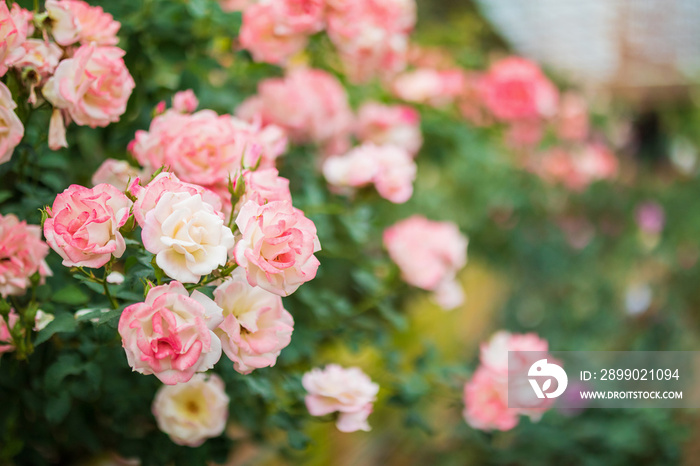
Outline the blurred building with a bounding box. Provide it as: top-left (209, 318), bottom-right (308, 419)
top-left (475, 0), bottom-right (700, 98)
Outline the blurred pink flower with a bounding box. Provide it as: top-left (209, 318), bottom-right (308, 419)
top-left (303, 364), bottom-right (379, 432)
top-left (383, 216), bottom-right (468, 309)
top-left (237, 68), bottom-right (353, 150)
top-left (556, 92), bottom-right (589, 142)
top-left (323, 143), bottom-right (417, 204)
top-left (0, 214), bottom-right (51, 298)
top-left (327, 0), bottom-right (415, 82)
top-left (462, 366), bottom-right (519, 431)
top-left (45, 0), bottom-right (120, 46)
top-left (0, 82), bottom-right (24, 164)
top-left (0, 4), bottom-right (31, 76)
top-left (481, 57), bottom-right (558, 122)
top-left (172, 89), bottom-right (198, 113)
top-left (391, 68), bottom-right (465, 106)
top-left (356, 101), bottom-right (422, 156)
top-left (635, 202), bottom-right (665, 234)
top-left (479, 330), bottom-right (549, 376)
top-left (91, 158), bottom-right (141, 191)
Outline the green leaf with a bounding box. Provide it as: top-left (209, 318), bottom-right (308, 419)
top-left (34, 312), bottom-right (77, 346)
top-left (52, 285), bottom-right (90, 305)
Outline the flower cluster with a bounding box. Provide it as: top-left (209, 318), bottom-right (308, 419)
top-left (303, 364), bottom-right (379, 432)
top-left (0, 1), bottom-right (134, 161)
top-left (238, 0), bottom-right (416, 82)
top-left (462, 331), bottom-right (554, 431)
top-left (383, 216), bottom-right (468, 309)
top-left (0, 213), bottom-right (51, 298)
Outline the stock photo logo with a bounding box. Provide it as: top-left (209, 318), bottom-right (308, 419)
top-left (528, 359), bottom-right (568, 399)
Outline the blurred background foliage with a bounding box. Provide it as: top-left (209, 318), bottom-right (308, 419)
top-left (1, 0), bottom-right (700, 465)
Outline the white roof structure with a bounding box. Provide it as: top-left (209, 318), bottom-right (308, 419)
top-left (475, 0), bottom-right (700, 90)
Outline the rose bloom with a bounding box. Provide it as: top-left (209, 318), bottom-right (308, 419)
top-left (574, 143), bottom-right (618, 185)
top-left (234, 200), bottom-right (321, 296)
top-left (303, 364), bottom-right (379, 432)
top-left (8, 39), bottom-right (62, 78)
top-left (462, 366), bottom-right (518, 431)
top-left (383, 216), bottom-right (468, 308)
top-left (118, 281), bottom-right (224, 385)
top-left (323, 143), bottom-right (416, 204)
top-left (213, 268), bottom-right (294, 374)
top-left (356, 102), bottom-right (422, 156)
top-left (391, 68), bottom-right (465, 106)
top-left (239, 2), bottom-right (308, 65)
top-left (237, 167), bottom-right (293, 209)
top-left (0, 3), bottom-right (31, 76)
top-left (635, 201), bottom-right (665, 235)
top-left (172, 89), bottom-right (198, 113)
top-left (44, 183), bottom-right (132, 268)
top-left (236, 68), bottom-right (353, 148)
top-left (91, 158), bottom-right (141, 191)
top-left (43, 44), bottom-right (135, 128)
top-left (480, 57), bottom-right (558, 121)
top-left (532, 144), bottom-right (618, 192)
top-left (0, 82), bottom-right (24, 165)
top-left (0, 214), bottom-right (51, 298)
top-left (326, 0), bottom-right (415, 82)
top-left (45, 0), bottom-right (120, 46)
top-left (505, 119), bottom-right (544, 149)
top-left (129, 109), bottom-right (267, 203)
top-left (153, 373), bottom-right (229, 447)
top-left (130, 172), bottom-right (223, 227)
top-left (556, 92), bottom-right (589, 142)
top-left (0, 309), bottom-right (19, 355)
top-left (479, 330), bottom-right (549, 377)
top-left (141, 190), bottom-right (235, 284)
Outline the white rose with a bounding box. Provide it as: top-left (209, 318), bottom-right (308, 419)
top-left (152, 373), bottom-right (230, 447)
top-left (141, 192), bottom-right (235, 283)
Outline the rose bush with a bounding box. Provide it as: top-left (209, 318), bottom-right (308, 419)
top-left (0, 1), bottom-right (691, 465)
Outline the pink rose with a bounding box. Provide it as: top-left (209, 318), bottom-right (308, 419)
top-left (356, 102), bottom-right (422, 156)
top-left (213, 268), bottom-right (294, 374)
top-left (462, 366), bottom-right (519, 431)
top-left (91, 158), bottom-right (141, 191)
top-left (556, 92), bottom-right (589, 142)
top-left (481, 57), bottom-right (558, 121)
top-left (391, 68), bottom-right (465, 106)
top-left (45, 0), bottom-right (120, 46)
top-left (234, 200), bottom-right (321, 296)
top-left (0, 82), bottom-right (24, 165)
top-left (152, 373), bottom-right (230, 447)
top-left (532, 144), bottom-right (618, 191)
top-left (635, 202), bottom-right (665, 235)
top-left (0, 3), bottom-right (31, 76)
top-left (237, 167), bottom-right (292, 208)
top-left (237, 68), bottom-right (353, 148)
top-left (0, 309), bottom-right (19, 355)
top-left (129, 110), bottom-right (265, 203)
top-left (326, 0), bottom-right (415, 82)
top-left (0, 214), bottom-right (52, 298)
top-left (239, 2), bottom-right (308, 65)
top-left (141, 190), bottom-right (235, 284)
top-left (43, 183), bottom-right (133, 268)
top-left (130, 172), bottom-right (223, 228)
top-left (505, 119), bottom-right (544, 149)
top-left (479, 330), bottom-right (549, 377)
top-left (43, 44), bottom-right (135, 127)
top-left (323, 143), bottom-right (416, 204)
top-left (172, 89), bottom-right (199, 113)
top-left (383, 216), bottom-right (468, 308)
top-left (118, 281), bottom-right (224, 385)
top-left (8, 39), bottom-right (62, 78)
top-left (303, 364), bottom-right (379, 432)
